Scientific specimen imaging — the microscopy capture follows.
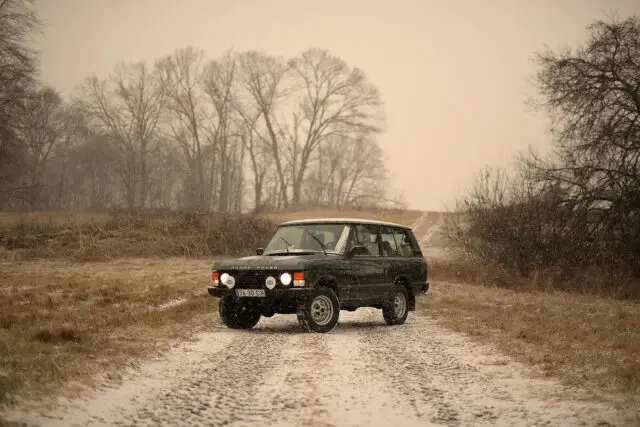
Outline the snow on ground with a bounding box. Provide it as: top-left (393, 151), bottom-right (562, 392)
top-left (4, 309), bottom-right (632, 427)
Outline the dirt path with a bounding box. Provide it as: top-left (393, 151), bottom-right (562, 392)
top-left (4, 306), bottom-right (631, 427)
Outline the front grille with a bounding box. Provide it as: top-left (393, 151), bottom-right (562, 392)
top-left (225, 270), bottom-right (280, 289)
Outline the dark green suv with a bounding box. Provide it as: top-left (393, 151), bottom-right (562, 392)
top-left (207, 218), bottom-right (429, 333)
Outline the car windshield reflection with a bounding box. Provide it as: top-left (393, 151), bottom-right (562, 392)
top-left (263, 223), bottom-right (352, 255)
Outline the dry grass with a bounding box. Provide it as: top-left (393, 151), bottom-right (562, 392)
top-left (0, 206), bottom-right (426, 229)
top-left (430, 258), bottom-right (640, 300)
top-left (0, 212), bottom-right (112, 228)
top-left (419, 280), bottom-right (640, 405)
top-left (0, 258), bottom-right (216, 409)
top-left (0, 211), bottom-right (276, 262)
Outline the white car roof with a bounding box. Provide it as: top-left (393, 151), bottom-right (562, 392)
top-left (278, 217), bottom-right (412, 230)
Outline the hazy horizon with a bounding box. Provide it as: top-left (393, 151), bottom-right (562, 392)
top-left (33, 0), bottom-right (640, 211)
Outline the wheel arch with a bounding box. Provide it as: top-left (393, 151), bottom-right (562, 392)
top-left (393, 274), bottom-right (416, 311)
top-left (313, 274), bottom-right (339, 294)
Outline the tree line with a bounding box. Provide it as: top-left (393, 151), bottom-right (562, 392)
top-left (445, 15), bottom-right (640, 291)
top-left (0, 0), bottom-right (393, 213)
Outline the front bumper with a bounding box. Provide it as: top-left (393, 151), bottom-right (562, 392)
top-left (207, 286), bottom-right (314, 301)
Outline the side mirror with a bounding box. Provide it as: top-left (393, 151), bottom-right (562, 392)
top-left (348, 245), bottom-right (366, 257)
top-left (256, 247), bottom-right (264, 255)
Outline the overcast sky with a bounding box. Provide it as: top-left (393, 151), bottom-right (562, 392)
top-left (34, 0), bottom-right (640, 211)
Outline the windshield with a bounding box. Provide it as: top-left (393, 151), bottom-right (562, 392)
top-left (263, 223), bottom-right (351, 255)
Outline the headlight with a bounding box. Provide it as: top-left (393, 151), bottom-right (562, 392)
top-left (280, 272), bottom-right (292, 286)
top-left (220, 273), bottom-right (235, 288)
top-left (265, 276), bottom-right (277, 290)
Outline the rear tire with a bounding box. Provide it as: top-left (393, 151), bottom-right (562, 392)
top-left (219, 296), bottom-right (261, 329)
top-left (297, 287), bottom-right (340, 333)
top-left (383, 286), bottom-right (409, 325)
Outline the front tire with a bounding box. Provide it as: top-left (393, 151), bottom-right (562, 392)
top-left (219, 296), bottom-right (261, 329)
top-left (297, 287), bottom-right (340, 333)
top-left (383, 286), bottom-right (409, 325)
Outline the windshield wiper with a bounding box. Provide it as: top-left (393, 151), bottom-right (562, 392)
top-left (279, 236), bottom-right (293, 253)
top-left (305, 230), bottom-right (327, 255)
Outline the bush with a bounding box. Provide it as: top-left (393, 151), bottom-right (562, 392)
top-left (442, 166), bottom-right (640, 299)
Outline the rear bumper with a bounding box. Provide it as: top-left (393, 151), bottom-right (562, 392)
top-left (411, 281), bottom-right (429, 295)
top-left (207, 286), bottom-right (314, 301)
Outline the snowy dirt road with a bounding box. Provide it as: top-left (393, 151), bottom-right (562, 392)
top-left (4, 303), bottom-right (632, 427)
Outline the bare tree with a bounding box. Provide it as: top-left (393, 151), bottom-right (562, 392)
top-left (234, 106), bottom-right (270, 212)
top-left (146, 136), bottom-right (183, 208)
top-left (0, 0), bottom-right (41, 112)
top-left (528, 15), bottom-right (640, 270)
top-left (156, 47), bottom-right (208, 210)
top-left (305, 135), bottom-right (388, 207)
top-left (202, 51), bottom-right (241, 212)
top-left (45, 102), bottom-right (89, 209)
top-left (285, 48), bottom-right (385, 205)
top-left (0, 0), bottom-right (41, 205)
top-left (63, 131), bottom-right (119, 210)
top-left (236, 50), bottom-right (292, 207)
top-left (12, 86), bottom-right (66, 208)
top-left (79, 61), bottom-right (165, 209)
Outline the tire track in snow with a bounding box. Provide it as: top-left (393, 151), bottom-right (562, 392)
top-left (354, 308), bottom-right (627, 427)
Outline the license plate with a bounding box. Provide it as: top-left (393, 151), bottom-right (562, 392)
top-left (236, 289), bottom-right (266, 297)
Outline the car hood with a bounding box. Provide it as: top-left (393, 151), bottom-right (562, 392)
top-left (212, 253), bottom-right (338, 271)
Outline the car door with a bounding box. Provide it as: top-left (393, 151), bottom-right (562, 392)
top-left (401, 227), bottom-right (428, 282)
top-left (379, 225), bottom-right (403, 299)
top-left (349, 224), bottom-right (385, 302)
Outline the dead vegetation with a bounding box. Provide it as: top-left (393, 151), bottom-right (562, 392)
top-left (0, 210), bottom-right (276, 261)
top-left (0, 206), bottom-right (424, 262)
top-left (441, 17), bottom-right (640, 300)
top-left (0, 258), bottom-right (214, 409)
top-left (420, 281), bottom-right (640, 406)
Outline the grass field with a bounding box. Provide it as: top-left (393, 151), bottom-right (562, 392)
top-left (0, 258), bottom-right (214, 408)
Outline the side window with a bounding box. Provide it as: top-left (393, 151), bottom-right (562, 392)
top-left (393, 229), bottom-right (416, 257)
top-left (380, 226), bottom-right (400, 257)
top-left (354, 224), bottom-right (381, 256)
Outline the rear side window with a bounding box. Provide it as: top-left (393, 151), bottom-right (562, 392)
top-left (354, 224), bottom-right (381, 256)
top-left (393, 228), bottom-right (421, 257)
top-left (380, 226), bottom-right (400, 256)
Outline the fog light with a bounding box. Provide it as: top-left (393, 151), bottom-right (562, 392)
top-left (265, 276), bottom-right (277, 289)
top-left (226, 275), bottom-right (235, 288)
